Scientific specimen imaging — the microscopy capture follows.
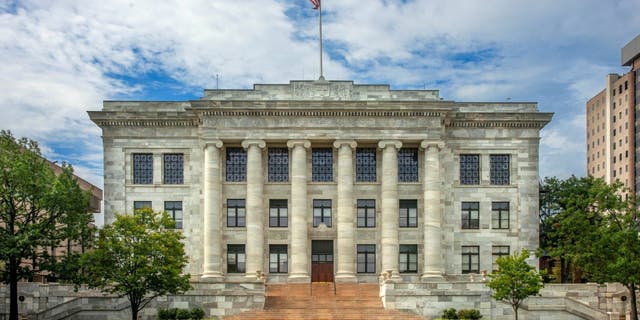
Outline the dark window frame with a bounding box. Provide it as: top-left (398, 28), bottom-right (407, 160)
top-left (462, 245), bottom-right (480, 274)
top-left (490, 154), bottom-right (510, 185)
top-left (492, 245), bottom-right (510, 272)
top-left (491, 202), bottom-right (510, 229)
top-left (226, 147), bottom-right (247, 182)
top-left (356, 148), bottom-right (377, 182)
top-left (399, 244), bottom-right (418, 273)
top-left (269, 199), bottom-right (288, 228)
top-left (461, 202), bottom-right (479, 230)
top-left (313, 199), bottom-right (332, 227)
top-left (268, 148), bottom-right (289, 182)
top-left (357, 244), bottom-right (376, 273)
top-left (163, 153), bottom-right (184, 184)
top-left (227, 199), bottom-right (246, 227)
top-left (164, 201), bottom-right (183, 229)
top-left (399, 199), bottom-right (418, 228)
top-left (269, 245), bottom-right (288, 273)
top-left (312, 148), bottom-right (333, 182)
top-left (132, 153), bottom-right (153, 184)
top-left (398, 148), bottom-right (419, 182)
top-left (460, 154), bottom-right (480, 185)
top-left (357, 199), bottom-right (376, 228)
top-left (133, 201), bottom-right (152, 211)
top-left (227, 244), bottom-right (246, 273)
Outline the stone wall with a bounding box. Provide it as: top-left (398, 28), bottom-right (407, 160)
top-left (0, 281), bottom-right (264, 320)
top-left (381, 281), bottom-right (633, 320)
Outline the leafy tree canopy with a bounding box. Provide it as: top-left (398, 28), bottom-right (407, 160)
top-left (82, 208), bottom-right (191, 320)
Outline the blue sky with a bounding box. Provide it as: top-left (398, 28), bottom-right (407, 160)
top-left (1, 0), bottom-right (640, 189)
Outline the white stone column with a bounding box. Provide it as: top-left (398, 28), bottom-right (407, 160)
top-left (420, 140), bottom-right (445, 280)
top-left (202, 140), bottom-right (224, 280)
top-left (287, 140), bottom-right (311, 282)
top-left (378, 140), bottom-right (402, 281)
top-left (333, 140), bottom-right (357, 282)
top-left (242, 139), bottom-right (266, 279)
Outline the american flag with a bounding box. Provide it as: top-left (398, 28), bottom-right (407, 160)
top-left (310, 0), bottom-right (320, 10)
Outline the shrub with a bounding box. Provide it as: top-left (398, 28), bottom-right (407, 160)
top-left (176, 308), bottom-right (191, 319)
top-left (457, 309), bottom-right (482, 319)
top-left (190, 308), bottom-right (205, 320)
top-left (442, 308), bottom-right (458, 319)
top-left (158, 309), bottom-right (171, 320)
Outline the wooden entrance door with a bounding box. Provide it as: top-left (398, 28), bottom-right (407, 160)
top-left (311, 240), bottom-right (334, 282)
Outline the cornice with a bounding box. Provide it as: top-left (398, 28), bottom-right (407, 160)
top-left (446, 119), bottom-right (550, 129)
top-left (193, 109), bottom-right (444, 117)
top-left (91, 119), bottom-right (200, 127)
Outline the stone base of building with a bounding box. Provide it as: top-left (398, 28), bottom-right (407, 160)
top-left (1, 280), bottom-right (636, 320)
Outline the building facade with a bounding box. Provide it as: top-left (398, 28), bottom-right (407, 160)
top-left (89, 80), bottom-right (551, 284)
top-left (587, 35), bottom-right (640, 194)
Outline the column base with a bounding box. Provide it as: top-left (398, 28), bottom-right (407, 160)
top-left (421, 272), bottom-right (445, 282)
top-left (200, 272), bottom-right (224, 282)
top-left (335, 272), bottom-right (357, 283)
top-left (287, 274), bottom-right (311, 283)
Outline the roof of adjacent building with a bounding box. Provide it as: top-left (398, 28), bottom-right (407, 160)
top-left (621, 34), bottom-right (640, 66)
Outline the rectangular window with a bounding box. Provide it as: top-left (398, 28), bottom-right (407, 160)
top-left (269, 245), bottom-right (288, 273)
top-left (490, 154), bottom-right (510, 185)
top-left (357, 244), bottom-right (376, 273)
top-left (133, 201), bottom-right (152, 211)
top-left (227, 199), bottom-right (246, 227)
top-left (226, 147), bottom-right (247, 182)
top-left (356, 148), bottom-right (377, 182)
top-left (268, 148), bottom-right (289, 182)
top-left (164, 201), bottom-right (183, 229)
top-left (461, 202), bottom-right (479, 229)
top-left (313, 199), bottom-right (332, 227)
top-left (399, 199), bottom-right (418, 228)
top-left (459, 154), bottom-right (480, 185)
top-left (398, 148), bottom-right (418, 182)
top-left (163, 154), bottom-right (184, 184)
top-left (132, 153), bottom-right (153, 184)
top-left (312, 148), bottom-right (333, 182)
top-left (492, 246), bottom-right (510, 272)
top-left (357, 199), bottom-right (376, 228)
top-left (492, 202), bottom-right (509, 229)
top-left (399, 244), bottom-right (418, 273)
top-left (462, 246), bottom-right (480, 274)
top-left (227, 244), bottom-right (246, 273)
top-left (269, 199), bottom-right (288, 227)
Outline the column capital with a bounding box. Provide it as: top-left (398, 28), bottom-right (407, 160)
top-left (204, 140), bottom-right (224, 149)
top-left (378, 140), bottom-right (402, 150)
top-left (241, 139), bottom-right (266, 149)
top-left (287, 139), bottom-right (311, 149)
top-left (420, 140), bottom-right (445, 150)
top-left (333, 139), bottom-right (357, 149)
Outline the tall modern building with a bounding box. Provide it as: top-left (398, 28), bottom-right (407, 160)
top-left (587, 35), bottom-right (640, 193)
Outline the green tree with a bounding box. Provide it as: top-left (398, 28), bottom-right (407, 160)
top-left (487, 249), bottom-right (545, 320)
top-left (0, 131), bottom-right (92, 320)
top-left (541, 176), bottom-right (639, 320)
top-left (82, 208), bottom-right (191, 320)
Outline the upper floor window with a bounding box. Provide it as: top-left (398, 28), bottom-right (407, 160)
top-left (133, 153), bottom-right (153, 184)
top-left (312, 148), bottom-right (333, 182)
top-left (399, 244), bottom-right (418, 273)
top-left (226, 147), bottom-right (246, 182)
top-left (163, 154), bottom-right (184, 184)
top-left (461, 245), bottom-right (480, 274)
top-left (357, 199), bottom-right (376, 228)
top-left (269, 199), bottom-right (288, 227)
top-left (356, 148), bottom-right (376, 182)
top-left (133, 201), bottom-right (152, 211)
top-left (313, 199), bottom-right (332, 227)
top-left (492, 202), bottom-right (509, 229)
top-left (357, 244), bottom-right (376, 273)
top-left (460, 154), bottom-right (480, 185)
top-left (164, 201), bottom-right (183, 229)
top-left (268, 148), bottom-right (289, 182)
top-left (227, 199), bottom-right (246, 227)
top-left (227, 244), bottom-right (246, 273)
top-left (490, 154), bottom-right (510, 185)
top-left (492, 245), bottom-right (510, 272)
top-left (461, 202), bottom-right (479, 229)
top-left (398, 148), bottom-right (418, 182)
top-left (269, 245), bottom-right (288, 273)
top-left (399, 199), bottom-right (418, 228)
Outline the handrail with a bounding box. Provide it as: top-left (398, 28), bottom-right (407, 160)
top-left (333, 271), bottom-right (337, 295)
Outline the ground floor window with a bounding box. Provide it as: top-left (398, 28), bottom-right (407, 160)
top-left (313, 199), bottom-right (332, 227)
top-left (133, 201), bottom-right (152, 211)
top-left (227, 244), bottom-right (245, 273)
top-left (357, 244), bottom-right (376, 273)
top-left (269, 245), bottom-right (288, 273)
top-left (492, 245), bottom-right (510, 272)
top-left (399, 244), bottom-right (418, 273)
top-left (461, 245), bottom-right (479, 274)
top-left (164, 201), bottom-right (182, 229)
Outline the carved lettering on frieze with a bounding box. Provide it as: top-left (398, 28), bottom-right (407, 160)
top-left (292, 82), bottom-right (352, 100)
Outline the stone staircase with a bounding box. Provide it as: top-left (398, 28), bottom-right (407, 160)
top-left (223, 282), bottom-right (425, 320)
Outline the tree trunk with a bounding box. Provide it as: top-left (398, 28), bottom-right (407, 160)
top-left (131, 302), bottom-right (139, 320)
top-left (630, 283), bottom-right (638, 320)
top-left (9, 256), bottom-right (19, 320)
top-left (514, 305), bottom-right (519, 320)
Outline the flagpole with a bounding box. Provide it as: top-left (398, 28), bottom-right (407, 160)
top-left (318, 1), bottom-right (324, 80)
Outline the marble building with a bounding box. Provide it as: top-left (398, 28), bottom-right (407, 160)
top-left (88, 80), bottom-right (552, 284)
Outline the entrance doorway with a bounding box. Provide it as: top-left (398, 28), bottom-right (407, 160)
top-left (311, 240), bottom-right (334, 282)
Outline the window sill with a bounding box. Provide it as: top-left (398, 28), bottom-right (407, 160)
top-left (126, 183), bottom-right (190, 188)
